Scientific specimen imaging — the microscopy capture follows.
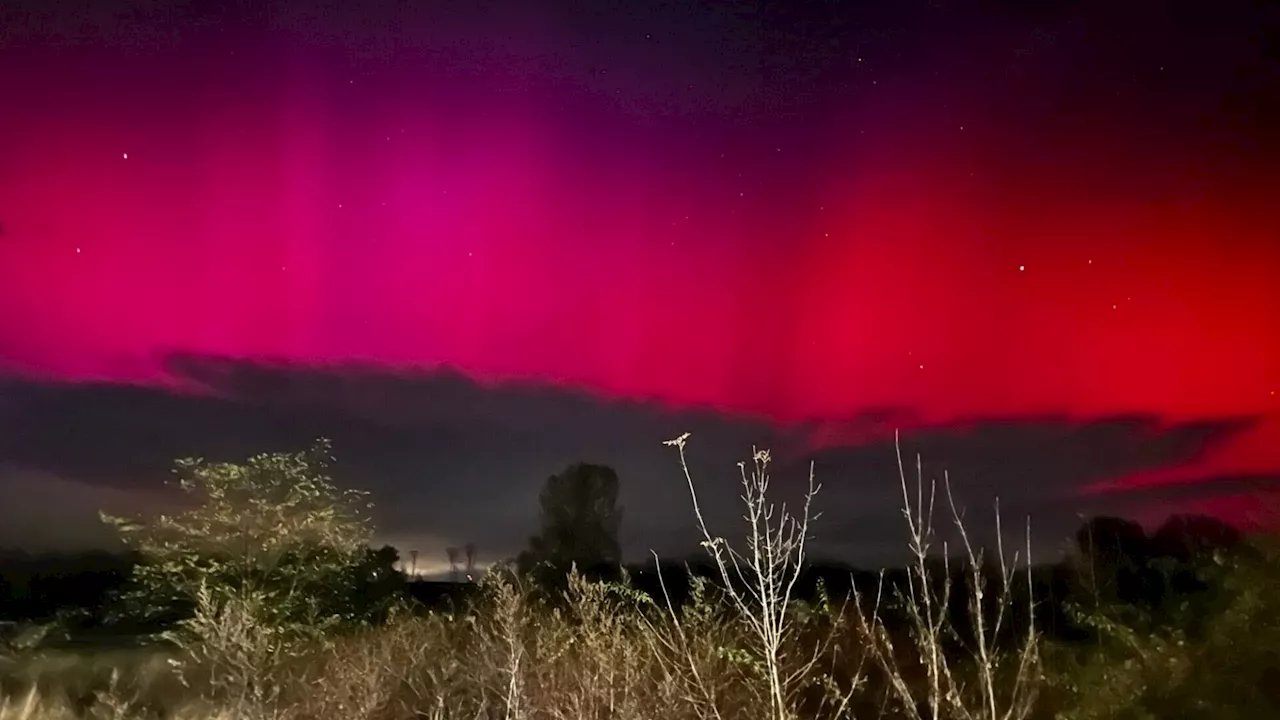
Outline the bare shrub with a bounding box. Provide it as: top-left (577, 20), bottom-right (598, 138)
top-left (855, 433), bottom-right (1040, 720)
top-left (663, 433), bottom-right (868, 720)
top-left (633, 570), bottom-right (754, 719)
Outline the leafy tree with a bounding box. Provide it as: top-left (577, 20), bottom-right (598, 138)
top-left (101, 439), bottom-right (387, 637)
top-left (519, 462), bottom-right (623, 585)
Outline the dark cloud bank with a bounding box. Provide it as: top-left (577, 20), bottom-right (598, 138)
top-left (1, 354), bottom-right (1273, 570)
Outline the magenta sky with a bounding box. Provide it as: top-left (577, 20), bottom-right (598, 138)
top-left (1, 0), bottom-right (1279, 560)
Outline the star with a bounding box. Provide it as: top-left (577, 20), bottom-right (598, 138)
top-left (122, 153), bottom-right (128, 159)
top-left (1019, 265), bottom-right (1025, 271)
top-left (75, 247), bottom-right (81, 253)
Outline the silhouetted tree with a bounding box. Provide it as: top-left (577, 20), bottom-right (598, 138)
top-left (1075, 516), bottom-right (1150, 565)
top-left (339, 544), bottom-right (404, 623)
top-left (1071, 516), bottom-right (1156, 607)
top-left (446, 546), bottom-right (460, 582)
top-left (464, 542), bottom-right (476, 579)
top-left (1151, 513), bottom-right (1243, 563)
top-left (519, 462), bottom-right (623, 587)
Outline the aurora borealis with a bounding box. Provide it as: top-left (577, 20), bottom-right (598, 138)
top-left (1, 0), bottom-right (1278, 566)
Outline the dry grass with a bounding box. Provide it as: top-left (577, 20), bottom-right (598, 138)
top-left (1, 439), bottom-right (1042, 720)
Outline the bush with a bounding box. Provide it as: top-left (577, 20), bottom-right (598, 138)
top-left (1047, 539), bottom-right (1280, 720)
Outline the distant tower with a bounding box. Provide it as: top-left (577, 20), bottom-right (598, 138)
top-left (409, 550), bottom-right (419, 577)
top-left (464, 542), bottom-right (476, 581)
top-left (446, 547), bottom-right (461, 583)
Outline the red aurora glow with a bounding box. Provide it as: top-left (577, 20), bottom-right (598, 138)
top-left (1, 28), bottom-right (1278, 521)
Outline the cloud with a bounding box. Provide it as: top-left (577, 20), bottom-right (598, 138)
top-left (0, 355), bottom-right (789, 561)
top-left (0, 464), bottom-right (173, 550)
top-left (0, 355), bottom-right (1268, 565)
top-left (1083, 472), bottom-right (1280, 531)
top-left (779, 414), bottom-right (1264, 564)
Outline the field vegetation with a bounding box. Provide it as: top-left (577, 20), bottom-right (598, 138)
top-left (1, 436), bottom-right (1276, 719)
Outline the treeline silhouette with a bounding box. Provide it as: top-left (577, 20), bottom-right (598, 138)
top-left (0, 549), bottom-right (136, 623)
top-left (0, 545), bottom-right (406, 643)
top-left (1, 511), bottom-right (1246, 650)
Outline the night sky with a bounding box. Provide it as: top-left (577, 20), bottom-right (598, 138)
top-left (2, 0), bottom-right (1279, 576)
